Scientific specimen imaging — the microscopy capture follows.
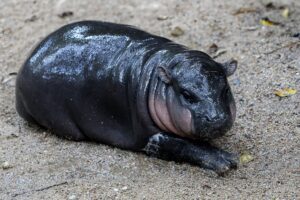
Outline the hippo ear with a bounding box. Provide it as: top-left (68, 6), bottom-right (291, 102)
top-left (221, 59), bottom-right (238, 76)
top-left (157, 66), bottom-right (172, 84)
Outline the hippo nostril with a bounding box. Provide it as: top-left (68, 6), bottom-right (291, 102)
top-left (204, 115), bottom-right (224, 124)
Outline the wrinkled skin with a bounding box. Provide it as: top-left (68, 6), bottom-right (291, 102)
top-left (16, 21), bottom-right (238, 174)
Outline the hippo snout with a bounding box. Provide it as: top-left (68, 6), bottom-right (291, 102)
top-left (194, 114), bottom-right (234, 139)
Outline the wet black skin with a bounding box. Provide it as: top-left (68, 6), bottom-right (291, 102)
top-left (16, 21), bottom-right (238, 174)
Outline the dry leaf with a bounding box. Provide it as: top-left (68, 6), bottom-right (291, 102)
top-left (274, 88), bottom-right (297, 97)
top-left (58, 11), bottom-right (74, 18)
top-left (282, 8), bottom-right (289, 18)
top-left (240, 153), bottom-right (254, 164)
top-left (260, 17), bottom-right (280, 26)
top-left (233, 7), bottom-right (258, 15)
top-left (208, 43), bottom-right (219, 54)
top-left (212, 49), bottom-right (227, 59)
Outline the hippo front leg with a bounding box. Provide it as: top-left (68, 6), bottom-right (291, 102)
top-left (143, 133), bottom-right (238, 175)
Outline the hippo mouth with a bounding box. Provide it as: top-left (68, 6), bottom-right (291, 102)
top-left (148, 80), bottom-right (194, 138)
top-left (193, 114), bottom-right (234, 139)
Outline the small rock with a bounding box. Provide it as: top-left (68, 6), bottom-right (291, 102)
top-left (121, 186), bottom-right (128, 191)
top-left (113, 188), bottom-right (119, 192)
top-left (282, 8), bottom-right (289, 18)
top-left (68, 194), bottom-right (76, 200)
top-left (157, 15), bottom-right (168, 20)
top-left (2, 161), bottom-right (13, 170)
top-left (243, 26), bottom-right (259, 31)
top-left (170, 26), bottom-right (184, 37)
top-left (2, 76), bottom-right (16, 87)
top-left (232, 78), bottom-right (241, 86)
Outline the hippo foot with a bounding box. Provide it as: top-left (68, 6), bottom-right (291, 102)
top-left (198, 146), bottom-right (238, 175)
top-left (143, 133), bottom-right (238, 175)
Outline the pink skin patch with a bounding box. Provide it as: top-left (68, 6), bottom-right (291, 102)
top-left (149, 94), bottom-right (168, 132)
top-left (148, 88), bottom-right (193, 138)
top-left (154, 96), bottom-right (179, 134)
top-left (166, 87), bottom-right (193, 137)
top-left (179, 108), bottom-right (193, 134)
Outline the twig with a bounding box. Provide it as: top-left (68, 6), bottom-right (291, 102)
top-left (232, 7), bottom-right (258, 15)
top-left (12, 181), bottom-right (68, 197)
top-left (264, 41), bottom-right (300, 55)
top-left (212, 49), bottom-right (227, 59)
top-left (8, 72), bottom-right (17, 76)
top-left (36, 181), bottom-right (68, 192)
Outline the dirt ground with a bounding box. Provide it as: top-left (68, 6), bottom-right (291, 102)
top-left (0, 0), bottom-right (299, 199)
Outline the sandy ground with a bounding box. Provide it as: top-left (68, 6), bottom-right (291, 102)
top-left (1, 0), bottom-right (299, 199)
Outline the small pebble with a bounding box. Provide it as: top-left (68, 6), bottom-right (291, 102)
top-left (282, 8), bottom-right (289, 18)
top-left (157, 15), bottom-right (168, 20)
top-left (170, 26), bottom-right (184, 37)
top-left (113, 188), bottom-right (119, 192)
top-left (232, 78), bottom-right (241, 86)
top-left (68, 194), bottom-right (76, 200)
top-left (121, 186), bottom-right (128, 191)
top-left (243, 26), bottom-right (259, 31)
top-left (2, 76), bottom-right (16, 87)
top-left (2, 161), bottom-right (12, 170)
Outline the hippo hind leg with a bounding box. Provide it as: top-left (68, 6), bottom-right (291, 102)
top-left (16, 94), bottom-right (36, 123)
top-left (49, 115), bottom-right (86, 141)
top-left (17, 98), bottom-right (85, 141)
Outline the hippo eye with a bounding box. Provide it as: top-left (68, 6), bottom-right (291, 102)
top-left (181, 90), bottom-right (197, 104)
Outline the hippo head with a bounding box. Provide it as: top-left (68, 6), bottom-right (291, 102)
top-left (148, 53), bottom-right (237, 139)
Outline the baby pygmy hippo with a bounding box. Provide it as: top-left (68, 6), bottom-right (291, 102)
top-left (16, 21), bottom-right (238, 174)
